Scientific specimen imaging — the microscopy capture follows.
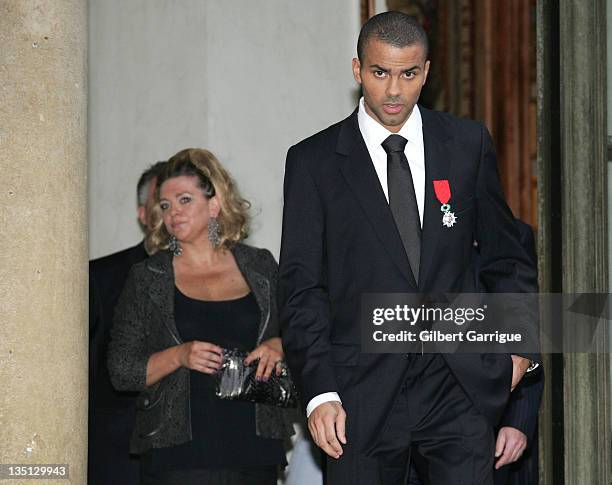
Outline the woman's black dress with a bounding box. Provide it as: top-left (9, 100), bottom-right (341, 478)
top-left (141, 288), bottom-right (285, 484)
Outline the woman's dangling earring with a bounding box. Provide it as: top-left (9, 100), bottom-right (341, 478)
top-left (169, 235), bottom-right (182, 256)
top-left (208, 217), bottom-right (221, 247)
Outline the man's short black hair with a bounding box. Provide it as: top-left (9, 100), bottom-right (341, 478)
top-left (357, 11), bottom-right (429, 61)
top-left (136, 161), bottom-right (167, 206)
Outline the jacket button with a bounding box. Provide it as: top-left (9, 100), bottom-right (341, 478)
top-left (143, 398), bottom-right (149, 406)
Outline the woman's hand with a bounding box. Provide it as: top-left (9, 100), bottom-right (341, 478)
top-left (177, 341), bottom-right (224, 374)
top-left (245, 337), bottom-right (284, 381)
top-left (145, 341), bottom-right (222, 387)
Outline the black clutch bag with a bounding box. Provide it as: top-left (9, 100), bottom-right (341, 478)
top-left (214, 348), bottom-right (298, 408)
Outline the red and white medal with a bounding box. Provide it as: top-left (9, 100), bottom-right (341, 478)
top-left (433, 180), bottom-right (456, 228)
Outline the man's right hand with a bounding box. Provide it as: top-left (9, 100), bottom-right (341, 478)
top-left (308, 401), bottom-right (347, 459)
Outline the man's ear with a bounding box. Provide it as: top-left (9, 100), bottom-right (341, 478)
top-left (422, 59), bottom-right (431, 86)
top-left (352, 58), bottom-right (362, 84)
top-left (137, 205), bottom-right (147, 227)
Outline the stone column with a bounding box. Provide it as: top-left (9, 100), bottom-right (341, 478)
top-left (538, 1), bottom-right (610, 484)
top-left (559, 1), bottom-right (610, 484)
top-left (0, 1), bottom-right (88, 484)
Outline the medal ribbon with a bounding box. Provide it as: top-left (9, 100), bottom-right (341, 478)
top-left (433, 180), bottom-right (451, 205)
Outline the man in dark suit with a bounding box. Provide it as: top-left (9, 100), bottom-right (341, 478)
top-left (88, 161), bottom-right (165, 485)
top-left (279, 12), bottom-right (538, 485)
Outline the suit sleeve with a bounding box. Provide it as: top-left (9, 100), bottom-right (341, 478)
top-left (475, 125), bottom-right (540, 362)
top-left (279, 145), bottom-right (337, 407)
top-left (499, 369), bottom-right (544, 444)
top-left (107, 267), bottom-right (150, 392)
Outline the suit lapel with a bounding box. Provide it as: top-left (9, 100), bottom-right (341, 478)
top-left (338, 111), bottom-right (417, 287)
top-left (418, 107), bottom-right (453, 291)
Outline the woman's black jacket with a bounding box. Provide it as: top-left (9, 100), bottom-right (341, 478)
top-left (107, 243), bottom-right (295, 454)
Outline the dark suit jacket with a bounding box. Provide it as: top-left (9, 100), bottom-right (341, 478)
top-left (89, 242), bottom-right (148, 484)
top-left (279, 106), bottom-right (539, 454)
top-left (107, 244), bottom-right (295, 454)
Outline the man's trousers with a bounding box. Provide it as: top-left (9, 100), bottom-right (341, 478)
top-left (327, 354), bottom-right (495, 485)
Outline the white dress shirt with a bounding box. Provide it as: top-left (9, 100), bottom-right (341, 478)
top-left (306, 98), bottom-right (426, 417)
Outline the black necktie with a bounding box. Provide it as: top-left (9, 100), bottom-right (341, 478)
top-left (382, 134), bottom-right (421, 282)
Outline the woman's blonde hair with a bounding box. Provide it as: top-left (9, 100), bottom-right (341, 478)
top-left (145, 148), bottom-right (250, 254)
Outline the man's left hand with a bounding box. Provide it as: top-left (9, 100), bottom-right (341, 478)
top-left (494, 426), bottom-right (527, 469)
top-left (510, 355), bottom-right (530, 391)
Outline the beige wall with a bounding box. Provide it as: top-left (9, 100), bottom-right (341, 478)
top-left (89, 0), bottom-right (361, 259)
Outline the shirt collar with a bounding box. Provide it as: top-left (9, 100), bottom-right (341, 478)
top-left (357, 97), bottom-right (422, 149)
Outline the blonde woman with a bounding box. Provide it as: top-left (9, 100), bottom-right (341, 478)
top-left (108, 148), bottom-right (294, 485)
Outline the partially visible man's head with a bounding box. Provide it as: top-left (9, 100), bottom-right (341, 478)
top-left (137, 161), bottom-right (167, 232)
top-left (354, 11), bottom-right (430, 132)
